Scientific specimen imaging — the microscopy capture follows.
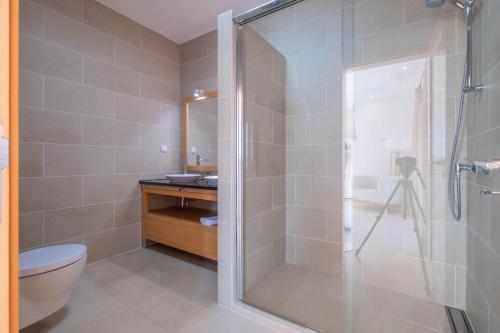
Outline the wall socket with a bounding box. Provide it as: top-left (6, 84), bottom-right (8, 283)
top-left (160, 144), bottom-right (168, 153)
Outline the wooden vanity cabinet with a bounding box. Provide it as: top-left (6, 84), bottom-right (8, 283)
top-left (141, 185), bottom-right (218, 261)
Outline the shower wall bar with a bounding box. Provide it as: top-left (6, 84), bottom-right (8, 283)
top-left (233, 0), bottom-right (303, 25)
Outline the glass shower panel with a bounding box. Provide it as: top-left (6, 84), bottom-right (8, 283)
top-left (343, 1), bottom-right (467, 332)
top-left (240, 1), bottom-right (344, 332)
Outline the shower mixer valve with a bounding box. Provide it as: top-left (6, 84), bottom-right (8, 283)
top-left (457, 159), bottom-right (500, 175)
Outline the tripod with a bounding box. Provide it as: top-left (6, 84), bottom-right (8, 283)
top-left (355, 160), bottom-right (431, 294)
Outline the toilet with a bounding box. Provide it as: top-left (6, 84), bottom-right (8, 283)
top-left (19, 244), bottom-right (87, 329)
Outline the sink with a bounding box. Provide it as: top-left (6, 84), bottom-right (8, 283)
top-left (165, 173), bottom-right (201, 183)
top-left (204, 175), bottom-right (218, 186)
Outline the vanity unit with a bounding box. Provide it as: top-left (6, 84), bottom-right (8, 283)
top-left (140, 179), bottom-right (218, 260)
top-left (140, 89), bottom-right (219, 261)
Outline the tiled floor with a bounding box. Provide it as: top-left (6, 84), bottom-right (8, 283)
top-left (245, 261), bottom-right (452, 333)
top-left (21, 245), bottom-right (276, 333)
top-left (245, 264), bottom-right (343, 333)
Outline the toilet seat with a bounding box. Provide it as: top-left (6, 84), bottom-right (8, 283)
top-left (19, 244), bottom-right (87, 278)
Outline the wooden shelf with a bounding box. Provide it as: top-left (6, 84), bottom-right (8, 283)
top-left (143, 205), bottom-right (218, 260)
top-left (148, 206), bottom-right (217, 233)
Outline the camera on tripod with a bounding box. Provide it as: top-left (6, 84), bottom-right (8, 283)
top-left (396, 156), bottom-right (426, 189)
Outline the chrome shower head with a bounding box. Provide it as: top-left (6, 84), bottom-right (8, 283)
top-left (425, 0), bottom-right (446, 7)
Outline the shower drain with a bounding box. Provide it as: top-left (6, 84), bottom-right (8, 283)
top-left (445, 306), bottom-right (475, 333)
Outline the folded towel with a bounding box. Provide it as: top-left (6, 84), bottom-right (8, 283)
top-left (200, 216), bottom-right (218, 226)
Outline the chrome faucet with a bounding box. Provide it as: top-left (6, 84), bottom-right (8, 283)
top-left (196, 154), bottom-right (208, 166)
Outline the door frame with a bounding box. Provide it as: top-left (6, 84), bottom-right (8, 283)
top-left (0, 0), bottom-right (19, 331)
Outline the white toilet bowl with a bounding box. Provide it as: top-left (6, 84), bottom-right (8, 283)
top-left (19, 244), bottom-right (87, 329)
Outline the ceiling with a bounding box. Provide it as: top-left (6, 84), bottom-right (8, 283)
top-left (97, 0), bottom-right (269, 44)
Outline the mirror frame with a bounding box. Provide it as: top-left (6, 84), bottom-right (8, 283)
top-left (182, 90), bottom-right (218, 173)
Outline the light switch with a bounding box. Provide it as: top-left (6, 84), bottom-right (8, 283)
top-left (160, 144), bottom-right (167, 153)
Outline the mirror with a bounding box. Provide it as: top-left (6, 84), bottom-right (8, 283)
top-left (183, 90), bottom-right (218, 173)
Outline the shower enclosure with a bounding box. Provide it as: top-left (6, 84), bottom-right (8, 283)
top-left (235, 0), bottom-right (469, 332)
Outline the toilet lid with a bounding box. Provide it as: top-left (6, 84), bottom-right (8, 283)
top-left (19, 244), bottom-right (87, 278)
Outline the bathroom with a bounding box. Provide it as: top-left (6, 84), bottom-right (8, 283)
top-left (0, 0), bottom-right (498, 332)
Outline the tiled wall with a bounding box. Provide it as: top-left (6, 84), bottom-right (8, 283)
top-left (249, 0), bottom-right (344, 276)
top-left (180, 30), bottom-right (218, 99)
top-left (19, 0), bottom-right (181, 262)
top-left (242, 26), bottom-right (287, 291)
top-left (466, 0), bottom-right (500, 331)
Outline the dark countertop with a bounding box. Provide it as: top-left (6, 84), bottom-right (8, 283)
top-left (139, 178), bottom-right (217, 190)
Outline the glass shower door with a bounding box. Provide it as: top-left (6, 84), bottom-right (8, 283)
top-left (343, 1), bottom-right (467, 332)
top-left (237, 1), bottom-right (345, 332)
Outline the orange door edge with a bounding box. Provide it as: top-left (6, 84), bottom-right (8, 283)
top-left (9, 0), bottom-right (19, 331)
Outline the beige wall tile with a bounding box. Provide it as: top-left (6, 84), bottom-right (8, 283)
top-left (83, 0), bottom-right (140, 46)
top-left (295, 176), bottom-right (343, 210)
top-left (83, 174), bottom-right (140, 204)
top-left (467, 274), bottom-right (489, 333)
top-left (362, 13), bottom-right (456, 64)
top-left (244, 102), bottom-right (273, 144)
top-left (244, 178), bottom-right (272, 218)
top-left (20, 0), bottom-right (43, 39)
top-left (44, 144), bottom-right (114, 176)
top-left (32, 0), bottom-right (82, 21)
top-left (353, 0), bottom-right (403, 38)
top-left (83, 116), bottom-right (140, 147)
top-left (114, 39), bottom-right (162, 79)
top-left (19, 212), bottom-right (44, 250)
top-left (254, 70), bottom-right (285, 114)
top-left (20, 35), bottom-right (82, 82)
top-left (295, 0), bottom-right (341, 23)
top-left (244, 244), bottom-right (274, 291)
top-left (140, 27), bottom-right (180, 64)
top-left (115, 148), bottom-right (161, 173)
top-left (181, 34), bottom-right (208, 64)
top-left (83, 223), bottom-right (140, 262)
top-left (327, 209), bottom-right (342, 243)
top-left (20, 142), bottom-right (43, 177)
top-left (252, 209), bottom-right (279, 251)
top-left (161, 104), bottom-right (181, 128)
top-left (191, 54), bottom-right (218, 82)
top-left (140, 75), bottom-right (179, 104)
top-left (139, 124), bottom-right (170, 149)
top-left (83, 56), bottom-right (140, 95)
top-left (162, 61), bottom-right (180, 85)
top-left (115, 199), bottom-right (140, 226)
top-left (243, 27), bottom-right (273, 76)
top-left (491, 62), bottom-right (500, 128)
top-left (20, 176), bottom-right (82, 213)
top-left (20, 107), bottom-right (82, 144)
top-left (272, 176), bottom-right (285, 208)
top-left (44, 76), bottom-right (114, 117)
top-left (474, 238), bottom-right (500, 323)
top-left (44, 9), bottom-right (114, 62)
top-left (205, 30), bottom-right (218, 56)
top-left (287, 206), bottom-right (326, 240)
top-left (286, 81), bottom-right (326, 115)
top-left (115, 93), bottom-right (162, 124)
top-left (19, 70), bottom-right (43, 108)
top-left (44, 203), bottom-right (115, 243)
top-left (295, 237), bottom-right (342, 275)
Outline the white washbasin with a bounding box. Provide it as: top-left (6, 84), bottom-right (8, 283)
top-left (204, 175), bottom-right (218, 186)
top-left (165, 173), bottom-right (201, 183)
